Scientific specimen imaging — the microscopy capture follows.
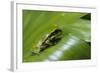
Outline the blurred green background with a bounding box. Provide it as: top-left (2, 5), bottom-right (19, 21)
top-left (23, 10), bottom-right (91, 62)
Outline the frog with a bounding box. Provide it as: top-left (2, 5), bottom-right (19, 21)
top-left (31, 28), bottom-right (63, 55)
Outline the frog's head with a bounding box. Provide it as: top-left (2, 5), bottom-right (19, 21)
top-left (31, 41), bottom-right (42, 55)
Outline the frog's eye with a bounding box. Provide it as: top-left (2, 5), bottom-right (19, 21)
top-left (39, 28), bottom-right (62, 52)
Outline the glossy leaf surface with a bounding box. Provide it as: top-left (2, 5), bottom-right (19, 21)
top-left (23, 10), bottom-right (91, 62)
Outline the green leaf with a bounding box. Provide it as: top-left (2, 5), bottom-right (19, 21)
top-left (23, 10), bottom-right (91, 62)
top-left (63, 19), bottom-right (91, 42)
